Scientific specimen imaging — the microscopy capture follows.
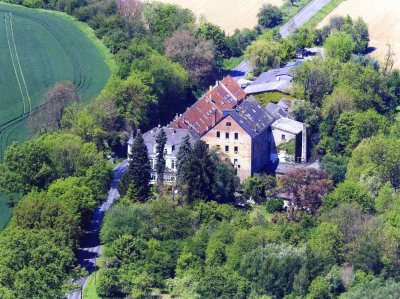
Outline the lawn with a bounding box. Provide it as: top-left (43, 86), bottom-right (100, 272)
top-left (83, 274), bottom-right (101, 299)
top-left (0, 2), bottom-right (113, 231)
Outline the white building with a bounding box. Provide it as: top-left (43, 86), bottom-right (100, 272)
top-left (127, 127), bottom-right (194, 185)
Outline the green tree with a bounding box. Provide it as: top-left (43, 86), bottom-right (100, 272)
top-left (197, 22), bottom-right (230, 60)
top-left (243, 174), bottom-right (276, 204)
top-left (257, 4), bottom-right (283, 29)
top-left (323, 181), bottom-right (374, 212)
top-left (156, 128), bottom-right (167, 187)
top-left (176, 135), bottom-right (192, 186)
top-left (128, 131), bottom-right (151, 201)
top-left (182, 140), bottom-right (215, 203)
top-left (321, 154), bottom-right (349, 185)
top-left (324, 32), bottom-right (355, 62)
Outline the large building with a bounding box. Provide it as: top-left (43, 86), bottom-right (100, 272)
top-left (128, 127), bottom-right (195, 184)
top-left (129, 76), bottom-right (307, 184)
top-left (202, 97), bottom-right (274, 181)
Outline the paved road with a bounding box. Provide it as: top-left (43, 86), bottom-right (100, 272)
top-left (67, 160), bottom-right (128, 299)
top-left (280, 0), bottom-right (330, 38)
top-left (230, 0), bottom-right (330, 81)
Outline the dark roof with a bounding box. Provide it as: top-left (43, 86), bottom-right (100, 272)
top-left (141, 127), bottom-right (195, 155)
top-left (222, 96), bottom-right (274, 138)
top-left (170, 76), bottom-right (246, 136)
top-left (265, 102), bottom-right (288, 118)
top-left (275, 160), bottom-right (322, 175)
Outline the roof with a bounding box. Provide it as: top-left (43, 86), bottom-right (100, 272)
top-left (272, 117), bottom-right (304, 134)
top-left (138, 127), bottom-right (195, 155)
top-left (170, 76), bottom-right (246, 136)
top-left (265, 102), bottom-right (288, 119)
top-left (244, 80), bottom-right (292, 94)
top-left (221, 96), bottom-right (274, 138)
top-left (244, 61), bottom-right (302, 95)
top-left (275, 160), bottom-right (322, 175)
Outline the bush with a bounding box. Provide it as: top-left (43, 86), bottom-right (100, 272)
top-left (257, 4), bottom-right (283, 29)
top-left (266, 199), bottom-right (284, 213)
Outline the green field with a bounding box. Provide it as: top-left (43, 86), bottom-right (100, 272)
top-left (0, 3), bottom-right (113, 230)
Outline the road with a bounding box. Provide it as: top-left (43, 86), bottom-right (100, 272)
top-left (279, 0), bottom-right (330, 38)
top-left (67, 160), bottom-right (128, 299)
top-left (230, 0), bottom-right (331, 81)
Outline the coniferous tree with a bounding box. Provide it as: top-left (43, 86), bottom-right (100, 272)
top-left (176, 135), bottom-right (192, 185)
top-left (156, 128), bottom-right (167, 187)
top-left (128, 131), bottom-right (151, 202)
top-left (183, 140), bottom-right (215, 203)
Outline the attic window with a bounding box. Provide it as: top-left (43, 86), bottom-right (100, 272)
top-left (226, 122), bottom-right (231, 127)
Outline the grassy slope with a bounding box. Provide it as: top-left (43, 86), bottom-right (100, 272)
top-left (83, 274), bottom-right (101, 299)
top-left (0, 2), bottom-right (113, 231)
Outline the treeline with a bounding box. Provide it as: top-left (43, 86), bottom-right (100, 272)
top-left (0, 130), bottom-right (112, 298)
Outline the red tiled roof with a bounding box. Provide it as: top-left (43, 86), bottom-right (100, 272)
top-left (170, 76), bottom-right (246, 136)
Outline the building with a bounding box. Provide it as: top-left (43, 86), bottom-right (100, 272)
top-left (201, 96), bottom-right (274, 181)
top-left (129, 75), bottom-right (308, 184)
top-left (244, 61), bottom-right (302, 95)
top-left (170, 76), bottom-right (246, 137)
top-left (127, 127), bottom-right (194, 184)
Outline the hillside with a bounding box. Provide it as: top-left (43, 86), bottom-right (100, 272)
top-left (148, 0), bottom-right (284, 34)
top-left (318, 0), bottom-right (400, 68)
top-left (0, 2), bottom-right (112, 230)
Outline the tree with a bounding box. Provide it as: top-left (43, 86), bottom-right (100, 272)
top-left (0, 139), bottom-right (55, 197)
top-left (243, 174), bottom-right (276, 204)
top-left (323, 181), bottom-right (374, 212)
top-left (257, 4), bottom-right (283, 29)
top-left (165, 29), bottom-right (215, 85)
top-left (321, 154), bottom-right (349, 185)
top-left (196, 22), bottom-right (230, 61)
top-left (182, 140), bottom-right (215, 203)
top-left (281, 168), bottom-right (332, 220)
top-left (128, 131), bottom-right (151, 201)
top-left (324, 32), bottom-right (355, 62)
top-left (29, 81), bottom-right (79, 135)
top-left (176, 135), bottom-right (192, 186)
top-left (156, 128), bottom-right (167, 187)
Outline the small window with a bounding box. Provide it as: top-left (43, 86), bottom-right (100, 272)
top-left (234, 159), bottom-right (238, 165)
top-left (234, 146), bottom-right (238, 153)
top-left (151, 173), bottom-right (157, 181)
top-left (171, 160), bottom-right (175, 169)
top-left (234, 133), bottom-right (239, 140)
top-left (282, 134), bottom-right (286, 141)
top-left (216, 131), bottom-right (220, 138)
top-left (226, 132), bottom-right (230, 139)
top-left (164, 148), bottom-right (168, 155)
top-left (226, 122), bottom-right (232, 127)
top-left (225, 146), bottom-right (229, 152)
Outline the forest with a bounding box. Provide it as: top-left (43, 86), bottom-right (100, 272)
top-left (1, 0), bottom-right (400, 298)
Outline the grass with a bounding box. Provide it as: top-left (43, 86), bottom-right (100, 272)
top-left (83, 274), bottom-right (101, 299)
top-left (302, 0), bottom-right (346, 28)
top-left (281, 0), bottom-right (313, 23)
top-left (221, 55), bottom-right (244, 71)
top-left (0, 2), bottom-right (112, 231)
top-left (254, 91), bottom-right (294, 106)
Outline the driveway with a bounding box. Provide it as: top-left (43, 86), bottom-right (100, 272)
top-left (66, 160), bottom-right (128, 299)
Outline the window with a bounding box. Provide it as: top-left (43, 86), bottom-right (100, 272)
top-left (234, 133), bottom-right (239, 140)
top-left (216, 131), bottom-right (220, 138)
top-left (150, 159), bottom-right (156, 169)
top-left (234, 159), bottom-right (238, 165)
top-left (225, 145), bottom-right (229, 152)
top-left (226, 122), bottom-right (232, 126)
top-left (234, 146), bottom-right (238, 153)
top-left (164, 148), bottom-right (168, 156)
top-left (282, 134), bottom-right (286, 141)
top-left (151, 173), bottom-right (157, 181)
top-left (171, 160), bottom-right (176, 169)
top-left (225, 132), bottom-right (230, 139)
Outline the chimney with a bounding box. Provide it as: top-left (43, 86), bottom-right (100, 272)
top-left (301, 123), bottom-right (307, 163)
top-left (209, 85), bottom-right (213, 92)
top-left (212, 110), bottom-right (217, 127)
